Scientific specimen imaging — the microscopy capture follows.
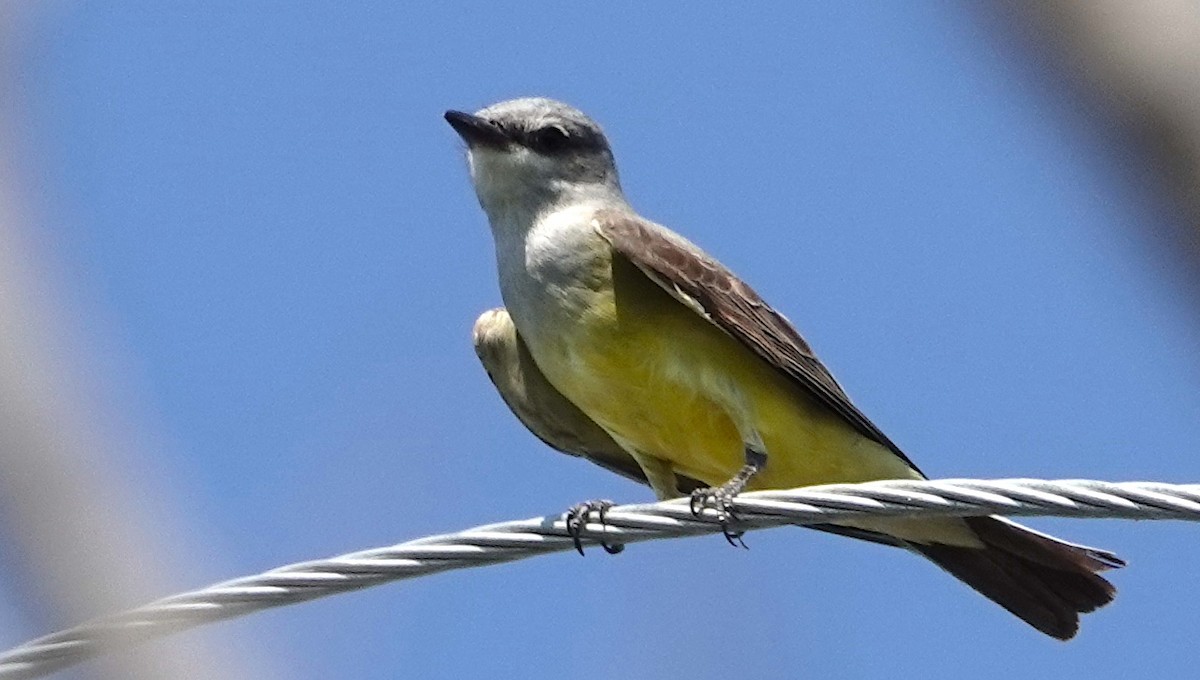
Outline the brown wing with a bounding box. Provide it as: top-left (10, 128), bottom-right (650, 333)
top-left (593, 209), bottom-right (923, 474)
top-left (473, 308), bottom-right (705, 492)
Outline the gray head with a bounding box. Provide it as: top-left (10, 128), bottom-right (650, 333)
top-left (445, 98), bottom-right (623, 218)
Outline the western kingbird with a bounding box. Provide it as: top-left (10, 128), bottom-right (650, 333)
top-left (448, 97), bottom-right (1122, 639)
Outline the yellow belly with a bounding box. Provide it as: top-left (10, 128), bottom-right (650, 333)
top-left (532, 254), bottom-right (921, 492)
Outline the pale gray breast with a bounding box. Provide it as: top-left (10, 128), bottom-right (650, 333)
top-left (493, 204), bottom-right (614, 340)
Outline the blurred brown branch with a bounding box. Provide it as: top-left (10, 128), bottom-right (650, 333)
top-left (993, 1), bottom-right (1200, 288)
top-left (0, 5), bottom-right (267, 679)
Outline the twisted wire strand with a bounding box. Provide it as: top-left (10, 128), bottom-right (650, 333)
top-left (2, 477), bottom-right (1199, 679)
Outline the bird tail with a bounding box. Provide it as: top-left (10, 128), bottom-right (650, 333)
top-left (910, 516), bottom-right (1124, 639)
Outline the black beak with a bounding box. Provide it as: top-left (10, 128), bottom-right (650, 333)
top-left (444, 110), bottom-right (510, 148)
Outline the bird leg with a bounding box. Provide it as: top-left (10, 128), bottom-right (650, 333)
top-left (690, 444), bottom-right (767, 548)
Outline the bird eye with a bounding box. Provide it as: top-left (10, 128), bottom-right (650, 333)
top-left (531, 125), bottom-right (571, 153)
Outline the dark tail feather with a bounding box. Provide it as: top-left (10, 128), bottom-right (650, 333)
top-left (911, 516), bottom-right (1124, 640)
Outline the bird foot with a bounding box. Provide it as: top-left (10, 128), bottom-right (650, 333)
top-left (689, 482), bottom-right (748, 549)
top-left (564, 499), bottom-right (624, 556)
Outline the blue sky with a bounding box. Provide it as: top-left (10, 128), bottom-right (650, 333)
top-left (5, 3), bottom-right (1199, 678)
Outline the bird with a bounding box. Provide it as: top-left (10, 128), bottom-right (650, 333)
top-left (447, 97), bottom-right (1123, 639)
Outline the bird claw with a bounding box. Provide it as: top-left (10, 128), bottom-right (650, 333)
top-left (689, 484), bottom-right (748, 549)
top-left (564, 500), bottom-right (624, 556)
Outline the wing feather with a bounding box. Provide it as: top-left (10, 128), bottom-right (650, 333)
top-left (592, 209), bottom-right (922, 474)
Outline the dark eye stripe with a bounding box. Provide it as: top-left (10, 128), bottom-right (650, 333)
top-left (521, 125), bottom-right (606, 154)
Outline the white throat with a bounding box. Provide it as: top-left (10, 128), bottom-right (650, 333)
top-left (467, 147), bottom-right (628, 243)
top-left (466, 147), bottom-right (633, 340)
